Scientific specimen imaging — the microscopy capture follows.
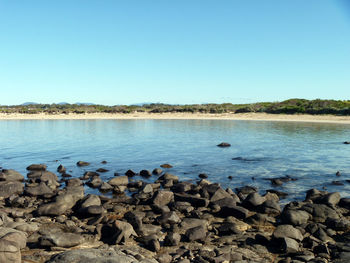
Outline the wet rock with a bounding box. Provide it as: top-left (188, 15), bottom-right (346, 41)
top-left (322, 192), bottom-right (341, 206)
top-left (217, 142), bottom-right (231, 147)
top-left (66, 178), bottom-right (83, 187)
top-left (26, 164), bottom-right (47, 171)
top-left (198, 173), bottom-right (208, 179)
top-left (87, 176), bottom-right (103, 188)
top-left (152, 168), bottom-right (162, 175)
top-left (40, 231), bottom-right (85, 248)
top-left (243, 192), bottom-right (266, 208)
top-left (125, 169), bottom-right (136, 177)
top-left (266, 189), bottom-right (288, 199)
top-left (99, 182), bottom-right (113, 192)
top-left (235, 185), bottom-right (257, 196)
top-left (96, 168), bottom-right (109, 173)
top-left (159, 173), bottom-right (179, 182)
top-left (0, 169), bottom-right (24, 182)
top-left (140, 170), bottom-right (152, 178)
top-left (0, 181), bottom-right (24, 198)
top-left (57, 164), bottom-right (66, 173)
top-left (77, 161), bottom-right (90, 167)
top-left (164, 232), bottom-right (181, 246)
top-left (185, 226), bottom-right (206, 242)
top-left (160, 164), bottom-right (173, 168)
top-left (343, 141), bottom-right (350, 144)
top-left (273, 224), bottom-right (303, 241)
top-left (108, 176), bottom-right (128, 186)
top-left (27, 171), bottom-right (59, 189)
top-left (152, 190), bottom-right (174, 207)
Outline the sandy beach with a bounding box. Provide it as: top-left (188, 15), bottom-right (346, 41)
top-left (0, 112), bottom-right (350, 124)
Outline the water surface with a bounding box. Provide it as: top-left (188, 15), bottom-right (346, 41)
top-left (1, 119), bottom-right (350, 202)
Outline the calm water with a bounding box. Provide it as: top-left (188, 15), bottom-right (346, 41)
top-left (1, 119), bottom-right (350, 202)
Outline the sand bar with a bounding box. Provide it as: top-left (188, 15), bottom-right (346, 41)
top-left (1, 112), bottom-right (350, 124)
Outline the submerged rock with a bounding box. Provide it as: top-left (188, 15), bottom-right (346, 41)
top-left (217, 142), bottom-right (231, 147)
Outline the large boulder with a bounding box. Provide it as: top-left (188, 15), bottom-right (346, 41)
top-left (25, 182), bottom-right (54, 196)
top-left (152, 190), bottom-right (174, 207)
top-left (26, 164), bottom-right (47, 171)
top-left (0, 227), bottom-right (27, 263)
top-left (273, 224), bottom-right (303, 242)
top-left (0, 169), bottom-right (24, 182)
top-left (40, 231), bottom-right (85, 248)
top-left (0, 181), bottom-right (24, 198)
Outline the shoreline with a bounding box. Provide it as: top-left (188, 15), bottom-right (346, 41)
top-left (1, 112), bottom-right (350, 124)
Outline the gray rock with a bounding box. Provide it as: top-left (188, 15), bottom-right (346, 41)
top-left (0, 181), bottom-right (24, 198)
top-left (152, 190), bottom-right (174, 207)
top-left (174, 193), bottom-right (209, 207)
top-left (259, 199), bottom-right (281, 216)
top-left (66, 178), bottom-right (83, 187)
top-left (158, 173), bottom-right (179, 182)
top-left (0, 169), bottom-right (24, 182)
top-left (46, 248), bottom-right (137, 263)
top-left (152, 168), bottom-right (163, 175)
top-left (99, 182), bottom-right (113, 191)
top-left (281, 209), bottom-right (310, 225)
top-left (273, 224), bottom-right (303, 241)
top-left (108, 176), bottom-right (128, 186)
top-left (113, 220), bottom-right (138, 244)
top-left (0, 239), bottom-right (21, 263)
top-left (25, 182), bottom-right (54, 196)
top-left (40, 231), bottom-right (85, 248)
top-left (243, 192), bottom-right (266, 208)
top-left (0, 228), bottom-right (27, 249)
top-left (164, 232), bottom-right (181, 246)
top-left (159, 211), bottom-right (181, 225)
top-left (80, 194), bottom-right (101, 209)
top-left (124, 211), bottom-right (145, 231)
top-left (185, 226), bottom-right (206, 242)
top-left (323, 192), bottom-right (341, 206)
top-left (282, 237), bottom-right (299, 253)
top-left (180, 218), bottom-right (208, 231)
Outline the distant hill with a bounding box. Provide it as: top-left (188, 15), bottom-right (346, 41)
top-left (21, 102), bottom-right (38, 106)
top-left (74, 102), bottom-right (95, 106)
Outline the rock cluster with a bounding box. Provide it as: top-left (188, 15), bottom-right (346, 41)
top-left (1, 165), bottom-right (350, 262)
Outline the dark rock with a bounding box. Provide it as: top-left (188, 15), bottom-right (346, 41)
top-left (96, 168), bottom-right (109, 173)
top-left (185, 226), bottom-right (206, 242)
top-left (76, 161), bottom-right (90, 167)
top-left (124, 211), bottom-right (145, 231)
top-left (172, 182), bottom-right (193, 193)
top-left (125, 169), bottom-right (136, 177)
top-left (281, 209), bottom-right (310, 225)
top-left (343, 141), bottom-right (350, 144)
top-left (266, 189), bottom-right (288, 198)
top-left (259, 199), bottom-right (281, 216)
top-left (87, 176), bottom-right (103, 188)
top-left (25, 182), bottom-right (54, 196)
top-left (0, 169), bottom-right (24, 182)
top-left (217, 222), bottom-right (242, 235)
top-left (140, 170), bottom-right (152, 178)
top-left (159, 211), bottom-right (181, 225)
top-left (164, 232), bottom-right (181, 246)
top-left (219, 205), bottom-right (250, 219)
top-left (198, 173), bottom-right (208, 179)
top-left (235, 185), bottom-right (257, 195)
top-left (57, 164), bottom-right (66, 173)
top-left (217, 142), bottom-right (231, 147)
top-left (243, 192), bottom-right (266, 208)
top-left (152, 168), bottom-right (163, 175)
top-left (336, 171), bottom-right (341, 176)
top-left (113, 220), bottom-right (138, 244)
top-left (26, 164), bottom-right (47, 171)
top-left (160, 164), bottom-right (173, 168)
top-left (339, 198), bottom-right (350, 209)
top-left (0, 181), bottom-right (24, 198)
top-left (174, 193), bottom-right (209, 207)
top-left (282, 237), bottom-right (299, 253)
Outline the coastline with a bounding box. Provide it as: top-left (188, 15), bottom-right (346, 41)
top-left (1, 112), bottom-right (350, 124)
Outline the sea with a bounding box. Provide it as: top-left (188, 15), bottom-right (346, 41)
top-left (1, 119), bottom-right (350, 203)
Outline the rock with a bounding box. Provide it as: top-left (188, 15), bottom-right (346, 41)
top-left (243, 192), bottom-right (266, 208)
top-left (0, 239), bottom-right (21, 263)
top-left (157, 253), bottom-right (172, 263)
top-left (0, 181), bottom-right (24, 198)
top-left (77, 161), bottom-right (90, 167)
top-left (152, 190), bottom-right (174, 207)
top-left (99, 182), bottom-right (113, 191)
top-left (46, 248), bottom-right (137, 263)
top-left (27, 171), bottom-right (59, 189)
top-left (96, 168), bottom-right (109, 173)
top-left (160, 164), bottom-right (173, 168)
top-left (159, 211), bottom-right (181, 225)
top-left (25, 182), bottom-right (54, 196)
top-left (80, 194), bottom-right (101, 209)
top-left (185, 226), bottom-right (206, 242)
top-left (217, 142), bottom-right (231, 147)
top-left (282, 237), bottom-right (299, 253)
top-left (113, 220), bottom-right (138, 244)
top-left (140, 170), bottom-right (152, 178)
top-left (219, 205), bottom-right (250, 219)
top-left (312, 203), bottom-right (340, 222)
top-left (164, 232), bottom-right (181, 246)
top-left (159, 173), bottom-right (179, 182)
top-left (259, 199), bottom-right (281, 216)
top-left (40, 231), bottom-right (85, 248)
top-left (174, 193), bottom-right (209, 207)
top-left (66, 178), bottom-right (83, 187)
top-left (125, 169), bottom-right (136, 177)
top-left (180, 218), bottom-right (208, 231)
top-left (141, 184), bottom-right (153, 194)
top-left (37, 188), bottom-right (84, 216)
top-left (152, 168), bottom-right (162, 175)
top-left (281, 209), bottom-right (310, 225)
top-left (124, 211), bottom-right (145, 231)
top-left (235, 185), bottom-right (257, 195)
top-left (57, 164), bottom-right (66, 173)
top-left (0, 169), bottom-right (24, 182)
top-left (198, 173), bottom-right (208, 179)
top-left (273, 224), bottom-right (303, 241)
top-left (87, 176), bottom-right (103, 188)
top-left (0, 228), bottom-right (27, 249)
top-left (26, 164), bottom-right (47, 171)
top-left (217, 222), bottom-right (242, 235)
top-left (108, 176), bottom-right (128, 186)
top-left (336, 171), bottom-right (341, 176)
top-left (323, 192), bottom-right (341, 206)
top-left (343, 141), bottom-right (350, 144)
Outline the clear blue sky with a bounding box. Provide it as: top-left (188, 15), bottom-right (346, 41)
top-left (0, 0), bottom-right (349, 105)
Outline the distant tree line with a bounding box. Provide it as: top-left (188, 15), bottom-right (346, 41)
top-left (0, 99), bottom-right (350, 115)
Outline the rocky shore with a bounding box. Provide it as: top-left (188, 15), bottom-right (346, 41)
top-left (1, 162), bottom-right (350, 263)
